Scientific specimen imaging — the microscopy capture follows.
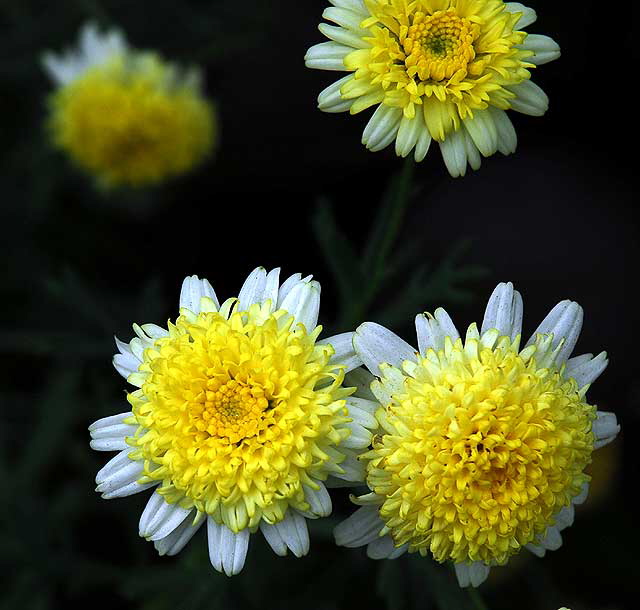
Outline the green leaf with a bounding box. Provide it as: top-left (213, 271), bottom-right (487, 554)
top-left (312, 197), bottom-right (365, 310)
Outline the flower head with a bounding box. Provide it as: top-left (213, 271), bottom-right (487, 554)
top-left (90, 267), bottom-right (377, 575)
top-left (305, 1), bottom-right (560, 177)
top-left (42, 22), bottom-right (215, 188)
top-left (335, 282), bottom-right (619, 587)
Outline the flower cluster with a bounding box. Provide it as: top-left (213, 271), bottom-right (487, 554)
top-left (42, 23), bottom-right (216, 188)
top-left (305, 0), bottom-right (560, 176)
top-left (91, 271), bottom-right (619, 586)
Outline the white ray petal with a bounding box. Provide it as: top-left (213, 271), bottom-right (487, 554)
top-left (319, 332), bottom-right (362, 373)
top-left (488, 107), bottom-right (518, 155)
top-left (280, 280), bottom-right (321, 331)
top-left (334, 505), bottom-right (384, 547)
top-left (154, 513), bottom-right (203, 556)
top-left (366, 535), bottom-right (408, 559)
top-left (504, 3), bottom-right (537, 29)
top-left (415, 307), bottom-right (460, 355)
top-left (508, 80), bottom-right (549, 116)
top-left (455, 561), bottom-right (491, 588)
top-left (179, 275), bottom-right (219, 314)
top-left (260, 511), bottom-right (310, 558)
top-left (354, 322), bottom-right (416, 376)
top-left (565, 351), bottom-right (608, 387)
top-left (237, 266), bottom-right (267, 310)
top-left (304, 41), bottom-right (352, 70)
top-left (439, 129), bottom-right (468, 177)
top-left (519, 34), bottom-right (560, 65)
top-left (593, 411), bottom-right (620, 448)
top-left (481, 282), bottom-right (523, 340)
top-left (207, 519), bottom-right (250, 576)
top-left (302, 481), bottom-right (332, 518)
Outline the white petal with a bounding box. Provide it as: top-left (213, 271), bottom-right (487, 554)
top-left (395, 114), bottom-right (423, 158)
top-left (593, 411), bottom-right (620, 448)
top-left (322, 6), bottom-right (369, 32)
top-left (366, 535), bottom-right (408, 559)
top-left (334, 506), bottom-right (384, 547)
top-left (318, 23), bottom-right (369, 49)
top-left (455, 561), bottom-right (491, 588)
top-left (89, 411), bottom-right (133, 432)
top-left (319, 332), bottom-right (362, 373)
top-left (554, 504), bottom-right (575, 531)
top-left (154, 513), bottom-right (202, 556)
top-left (527, 300), bottom-right (583, 364)
top-left (318, 74), bottom-right (355, 113)
top-left (463, 109), bottom-right (498, 157)
top-left (537, 525), bottom-right (562, 551)
top-left (525, 542), bottom-right (546, 558)
top-left (488, 107), bottom-right (518, 155)
top-left (354, 322), bottom-right (416, 376)
top-left (139, 492), bottom-right (193, 541)
top-left (340, 420), bottom-right (372, 449)
top-left (260, 511), bottom-right (310, 558)
top-left (504, 3), bottom-right (537, 29)
top-left (481, 282), bottom-right (523, 340)
top-left (277, 273), bottom-right (303, 306)
top-left (362, 105), bottom-right (403, 152)
top-left (344, 367), bottom-right (377, 401)
top-left (237, 266), bottom-right (267, 310)
top-left (415, 308), bottom-right (460, 354)
top-left (565, 351), bottom-right (608, 387)
top-left (263, 267), bottom-right (281, 311)
top-left (280, 280), bottom-right (321, 331)
top-left (439, 129), bottom-right (468, 177)
top-left (302, 481), bottom-right (332, 518)
top-left (304, 41), bottom-right (351, 70)
top-left (331, 448), bottom-right (366, 482)
top-left (179, 275), bottom-right (218, 314)
top-left (95, 450), bottom-right (150, 498)
top-left (508, 80), bottom-right (549, 116)
top-left (89, 414), bottom-right (136, 452)
top-left (572, 482), bottom-right (589, 505)
top-left (113, 337), bottom-right (141, 379)
top-left (345, 396), bottom-right (378, 429)
top-left (519, 34), bottom-right (560, 65)
top-left (207, 519), bottom-right (250, 576)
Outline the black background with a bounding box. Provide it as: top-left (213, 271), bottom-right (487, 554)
top-left (0, 2), bottom-right (636, 609)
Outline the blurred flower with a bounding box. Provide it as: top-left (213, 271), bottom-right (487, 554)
top-left (305, 1), bottom-right (560, 177)
top-left (90, 267), bottom-right (377, 575)
top-left (42, 22), bottom-right (216, 188)
top-left (335, 282), bottom-right (619, 587)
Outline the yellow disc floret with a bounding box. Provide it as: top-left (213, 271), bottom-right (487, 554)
top-left (48, 53), bottom-right (215, 187)
top-left (364, 330), bottom-right (596, 565)
top-left (343, 0), bottom-right (534, 135)
top-left (125, 301), bottom-right (352, 532)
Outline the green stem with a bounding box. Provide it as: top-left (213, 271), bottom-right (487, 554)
top-left (341, 158), bottom-right (415, 327)
top-left (468, 587), bottom-right (490, 610)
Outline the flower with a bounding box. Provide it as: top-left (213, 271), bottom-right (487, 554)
top-left (90, 267), bottom-right (378, 575)
top-left (304, 1), bottom-right (560, 177)
top-left (335, 282), bottom-right (619, 587)
top-left (42, 22), bottom-right (215, 188)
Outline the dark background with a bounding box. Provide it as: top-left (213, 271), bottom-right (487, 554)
top-left (0, 2), bottom-right (636, 609)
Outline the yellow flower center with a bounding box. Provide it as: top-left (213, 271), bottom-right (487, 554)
top-left (343, 0), bottom-right (534, 128)
top-left (126, 303), bottom-right (352, 532)
top-left (365, 334), bottom-right (595, 565)
top-left (404, 10), bottom-right (478, 81)
top-left (48, 54), bottom-right (215, 187)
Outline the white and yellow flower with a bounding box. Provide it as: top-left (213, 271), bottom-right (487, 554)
top-left (42, 22), bottom-right (215, 188)
top-left (305, 1), bottom-right (560, 177)
top-left (90, 267), bottom-right (377, 575)
top-left (335, 282), bottom-right (619, 587)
